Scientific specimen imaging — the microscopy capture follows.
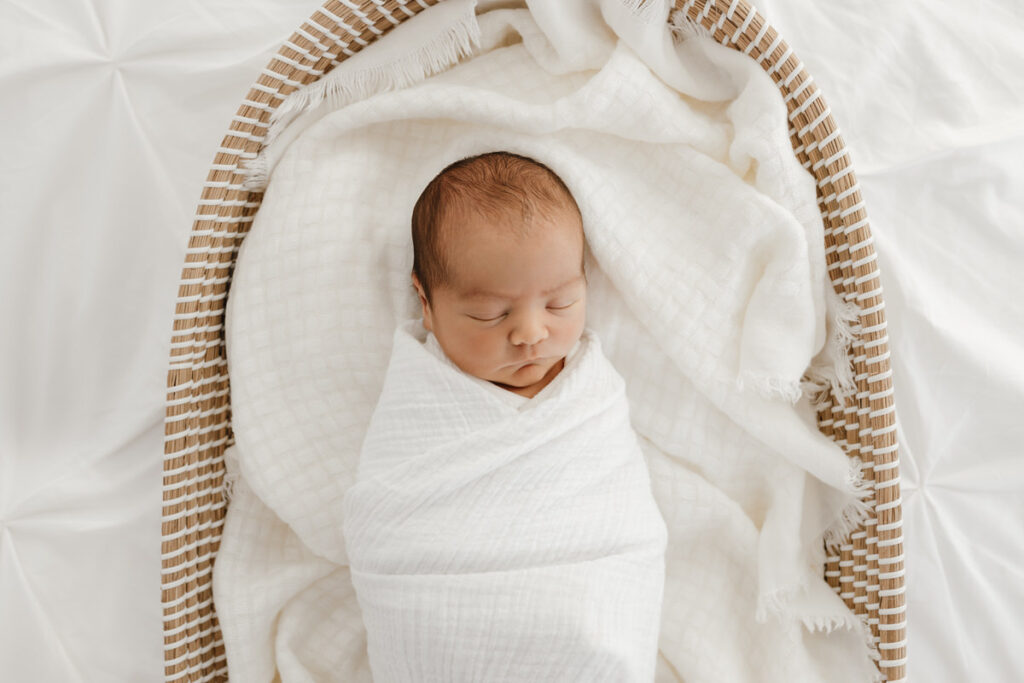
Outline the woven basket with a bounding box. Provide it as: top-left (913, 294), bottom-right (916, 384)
top-left (161, 1), bottom-right (907, 680)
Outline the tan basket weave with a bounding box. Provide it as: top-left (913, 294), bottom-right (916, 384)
top-left (162, 1), bottom-right (907, 680)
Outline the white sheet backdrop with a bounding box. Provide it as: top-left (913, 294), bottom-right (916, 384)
top-left (1, 1), bottom-right (1021, 681)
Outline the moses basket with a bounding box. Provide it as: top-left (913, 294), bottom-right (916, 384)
top-left (161, 0), bottom-right (908, 680)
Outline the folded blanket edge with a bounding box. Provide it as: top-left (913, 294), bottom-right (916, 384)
top-left (754, 453), bottom-right (878, 643)
top-left (240, 0), bottom-right (482, 191)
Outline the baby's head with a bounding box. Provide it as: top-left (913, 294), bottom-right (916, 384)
top-left (411, 151), bottom-right (587, 397)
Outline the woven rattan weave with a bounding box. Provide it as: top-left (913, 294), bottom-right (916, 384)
top-left (162, 1), bottom-right (907, 680)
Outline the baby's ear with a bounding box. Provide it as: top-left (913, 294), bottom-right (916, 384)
top-left (411, 272), bottom-right (426, 303)
top-left (411, 273), bottom-right (433, 331)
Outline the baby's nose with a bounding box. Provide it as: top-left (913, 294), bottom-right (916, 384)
top-left (509, 312), bottom-right (548, 347)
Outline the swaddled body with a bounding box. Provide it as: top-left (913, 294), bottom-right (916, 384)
top-left (342, 318), bottom-right (668, 682)
top-left (342, 151), bottom-right (668, 681)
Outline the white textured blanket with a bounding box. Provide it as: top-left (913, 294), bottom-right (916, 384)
top-left (213, 1), bottom-right (882, 681)
top-left (343, 320), bottom-right (667, 681)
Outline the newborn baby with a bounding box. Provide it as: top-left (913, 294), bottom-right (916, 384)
top-left (343, 151), bottom-right (668, 683)
top-left (409, 150), bottom-right (587, 401)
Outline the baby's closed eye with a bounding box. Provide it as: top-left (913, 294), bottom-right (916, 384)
top-left (467, 300), bottom-right (579, 322)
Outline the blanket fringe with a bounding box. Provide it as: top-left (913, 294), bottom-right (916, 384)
top-left (758, 578), bottom-right (882, 669)
top-left (753, 456), bottom-right (872, 622)
top-left (755, 572), bottom-right (813, 625)
top-left (756, 456), bottom-right (876, 620)
top-left (823, 455), bottom-right (876, 554)
top-left (736, 372), bottom-right (804, 405)
top-left (801, 284), bottom-right (862, 410)
top-left (733, 258), bottom-right (862, 409)
top-left (221, 446), bottom-right (240, 504)
top-left (757, 516), bottom-right (883, 675)
top-left (240, 5), bottom-right (482, 191)
top-left (758, 578), bottom-right (863, 635)
top-left (667, 8), bottom-right (715, 42)
top-left (804, 611), bottom-right (884, 675)
top-left (619, 0), bottom-right (669, 25)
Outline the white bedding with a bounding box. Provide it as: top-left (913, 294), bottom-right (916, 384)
top-left (1, 0), bottom-right (1021, 681)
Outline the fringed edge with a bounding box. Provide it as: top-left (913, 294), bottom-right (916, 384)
top-left (756, 468), bottom-right (883, 675)
top-left (823, 454), bottom-right (875, 554)
top-left (620, 0), bottom-right (670, 25)
top-left (221, 447), bottom-right (240, 504)
top-left (735, 372), bottom-right (804, 405)
top-left (732, 272), bottom-right (862, 409)
top-left (239, 153), bottom-right (270, 193)
top-left (755, 567), bottom-right (873, 648)
top-left (753, 460), bottom-right (875, 623)
top-left (756, 570), bottom-right (883, 674)
top-left (667, 7), bottom-right (715, 42)
top-left (239, 5), bottom-right (482, 191)
top-left (801, 284), bottom-right (862, 410)
top-left (804, 610), bottom-right (884, 676)
top-left (755, 571), bottom-right (814, 625)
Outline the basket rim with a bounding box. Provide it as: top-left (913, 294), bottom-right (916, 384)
top-left (161, 1), bottom-right (906, 681)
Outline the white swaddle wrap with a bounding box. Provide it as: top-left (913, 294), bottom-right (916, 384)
top-left (342, 319), bottom-right (667, 681)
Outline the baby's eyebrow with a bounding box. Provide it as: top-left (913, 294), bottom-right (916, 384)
top-left (460, 274), bottom-right (584, 300)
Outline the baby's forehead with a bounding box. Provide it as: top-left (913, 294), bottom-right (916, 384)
top-left (441, 229), bottom-right (585, 299)
top-left (440, 210), bottom-right (582, 268)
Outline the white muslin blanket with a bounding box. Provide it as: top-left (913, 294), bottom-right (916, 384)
top-left (213, 1), bottom-right (883, 681)
top-left (342, 320), bottom-right (668, 681)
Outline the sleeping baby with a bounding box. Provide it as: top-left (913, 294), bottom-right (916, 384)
top-left (409, 150), bottom-right (587, 404)
top-left (342, 151), bottom-right (669, 682)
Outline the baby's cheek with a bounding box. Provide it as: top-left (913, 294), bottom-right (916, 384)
top-left (569, 308), bottom-right (587, 339)
top-left (465, 328), bottom-right (502, 364)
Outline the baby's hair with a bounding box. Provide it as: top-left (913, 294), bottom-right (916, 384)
top-left (411, 151), bottom-right (582, 305)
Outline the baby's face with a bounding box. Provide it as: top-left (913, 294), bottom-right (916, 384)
top-left (414, 205), bottom-right (586, 397)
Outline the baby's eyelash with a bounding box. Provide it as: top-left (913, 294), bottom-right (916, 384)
top-left (467, 300), bottom-right (578, 321)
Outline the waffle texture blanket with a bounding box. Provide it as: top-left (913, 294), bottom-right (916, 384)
top-left (213, 0), bottom-right (883, 681)
top-left (342, 320), bottom-right (667, 681)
